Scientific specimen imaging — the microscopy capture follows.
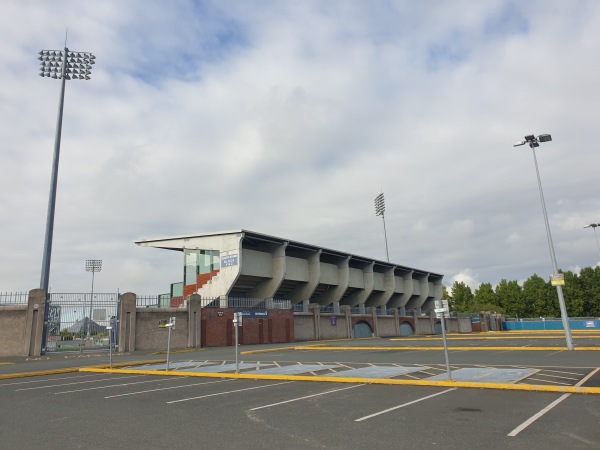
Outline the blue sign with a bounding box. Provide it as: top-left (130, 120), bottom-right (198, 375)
top-left (235, 309), bottom-right (269, 318)
top-left (330, 316), bottom-right (337, 326)
top-left (221, 254), bottom-right (238, 267)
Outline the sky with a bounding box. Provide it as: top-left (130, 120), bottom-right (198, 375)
top-left (1, 0), bottom-right (599, 296)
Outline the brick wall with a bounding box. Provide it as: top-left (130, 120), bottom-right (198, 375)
top-left (200, 308), bottom-right (294, 347)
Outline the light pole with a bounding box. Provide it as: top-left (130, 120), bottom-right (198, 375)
top-left (514, 134), bottom-right (574, 351)
top-left (583, 223), bottom-right (600, 260)
top-left (85, 259), bottom-right (102, 338)
top-left (374, 192), bottom-right (390, 262)
top-left (38, 46), bottom-right (96, 295)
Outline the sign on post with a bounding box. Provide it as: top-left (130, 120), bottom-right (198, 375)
top-left (551, 274), bottom-right (565, 286)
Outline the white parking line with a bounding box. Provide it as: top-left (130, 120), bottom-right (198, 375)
top-left (508, 367), bottom-right (600, 437)
top-left (0, 373), bottom-right (105, 387)
top-left (104, 379), bottom-right (234, 398)
top-left (250, 384), bottom-right (365, 411)
top-left (54, 377), bottom-right (179, 394)
top-left (354, 388), bottom-right (458, 422)
top-left (167, 381), bottom-right (294, 404)
top-left (15, 375), bottom-right (140, 391)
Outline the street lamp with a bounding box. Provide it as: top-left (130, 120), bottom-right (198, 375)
top-left (514, 133), bottom-right (574, 351)
top-left (38, 46), bottom-right (96, 295)
top-left (85, 259), bottom-right (102, 338)
top-left (374, 192), bottom-right (390, 262)
top-left (583, 223), bottom-right (600, 260)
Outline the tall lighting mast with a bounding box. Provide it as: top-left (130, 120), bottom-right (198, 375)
top-left (513, 133), bottom-right (573, 351)
top-left (38, 45), bottom-right (96, 295)
top-left (374, 192), bottom-right (389, 262)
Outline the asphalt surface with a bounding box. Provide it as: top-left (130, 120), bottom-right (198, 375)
top-left (1, 332), bottom-right (599, 449)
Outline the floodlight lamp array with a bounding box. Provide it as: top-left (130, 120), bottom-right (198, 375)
top-left (38, 49), bottom-right (96, 80)
top-left (374, 193), bottom-right (385, 216)
top-left (513, 133), bottom-right (552, 148)
top-left (85, 259), bottom-right (103, 272)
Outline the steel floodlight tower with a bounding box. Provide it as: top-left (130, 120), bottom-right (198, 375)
top-left (514, 133), bottom-right (574, 351)
top-left (374, 192), bottom-right (390, 262)
top-left (38, 46), bottom-right (96, 296)
top-left (583, 223), bottom-right (600, 259)
top-left (85, 259), bottom-right (102, 338)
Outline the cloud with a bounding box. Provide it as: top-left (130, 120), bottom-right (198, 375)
top-left (1, 1), bottom-right (600, 295)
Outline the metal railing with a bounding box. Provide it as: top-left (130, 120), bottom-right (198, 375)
top-left (135, 295), bottom-right (292, 310)
top-left (46, 293), bottom-right (119, 352)
top-left (0, 292), bottom-right (28, 305)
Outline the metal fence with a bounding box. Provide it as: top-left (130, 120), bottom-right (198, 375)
top-left (0, 292), bottom-right (28, 305)
top-left (46, 293), bottom-right (119, 352)
top-left (136, 295), bottom-right (292, 310)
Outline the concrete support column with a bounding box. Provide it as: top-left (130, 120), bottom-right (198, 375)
top-left (399, 306), bottom-right (406, 316)
top-left (333, 301), bottom-right (340, 314)
top-left (341, 305), bottom-right (352, 338)
top-left (371, 307), bottom-right (378, 337)
top-left (413, 308), bottom-right (420, 335)
top-left (290, 250), bottom-right (321, 303)
top-left (398, 270), bottom-right (414, 312)
top-left (118, 292), bottom-right (137, 352)
top-left (302, 299), bottom-right (309, 313)
top-left (309, 303), bottom-right (320, 341)
top-left (25, 289), bottom-right (46, 356)
top-left (392, 308), bottom-right (400, 336)
top-left (358, 303), bottom-right (365, 315)
top-left (319, 256), bottom-right (350, 306)
top-left (429, 309), bottom-right (436, 334)
top-left (188, 294), bottom-right (202, 348)
top-left (250, 242), bottom-right (288, 298)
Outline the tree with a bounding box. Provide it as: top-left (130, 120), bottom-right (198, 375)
top-left (559, 270), bottom-right (585, 317)
top-left (495, 279), bottom-right (523, 317)
top-left (451, 281), bottom-right (474, 312)
top-left (578, 266), bottom-right (600, 317)
top-left (473, 283), bottom-right (497, 308)
top-left (522, 274), bottom-right (553, 317)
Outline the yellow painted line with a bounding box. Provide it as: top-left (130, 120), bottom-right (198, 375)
top-left (241, 343), bottom-right (336, 355)
top-left (0, 368), bottom-right (79, 379)
top-left (292, 346), bottom-right (600, 352)
top-left (240, 347), bottom-right (300, 355)
top-left (77, 367), bottom-right (600, 395)
top-left (391, 336), bottom-right (600, 341)
top-left (149, 348), bottom-right (205, 355)
top-left (0, 362), bottom-right (14, 365)
top-left (0, 359), bottom-right (166, 380)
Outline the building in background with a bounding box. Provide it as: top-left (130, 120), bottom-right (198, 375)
top-left (135, 229), bottom-right (443, 315)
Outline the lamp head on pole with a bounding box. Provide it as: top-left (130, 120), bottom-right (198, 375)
top-left (85, 259), bottom-right (102, 273)
top-left (38, 49), bottom-right (96, 80)
top-left (513, 133), bottom-right (552, 149)
top-left (374, 193), bottom-right (385, 217)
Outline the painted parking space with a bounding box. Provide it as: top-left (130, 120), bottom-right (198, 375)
top-left (427, 367), bottom-right (536, 383)
top-left (326, 365), bottom-right (426, 378)
top-left (130, 361), bottom-right (211, 371)
top-left (250, 364), bottom-right (340, 375)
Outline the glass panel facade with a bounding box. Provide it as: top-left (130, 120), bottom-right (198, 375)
top-left (183, 249), bottom-right (220, 285)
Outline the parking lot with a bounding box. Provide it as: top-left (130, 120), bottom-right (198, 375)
top-left (1, 333), bottom-right (599, 449)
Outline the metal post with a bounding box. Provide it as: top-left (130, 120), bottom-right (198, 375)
top-left (88, 270), bottom-right (94, 338)
top-left (440, 315), bottom-right (452, 380)
top-left (530, 146), bottom-right (574, 351)
top-left (234, 313), bottom-right (239, 373)
top-left (107, 325), bottom-right (113, 369)
top-left (166, 323), bottom-right (173, 371)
